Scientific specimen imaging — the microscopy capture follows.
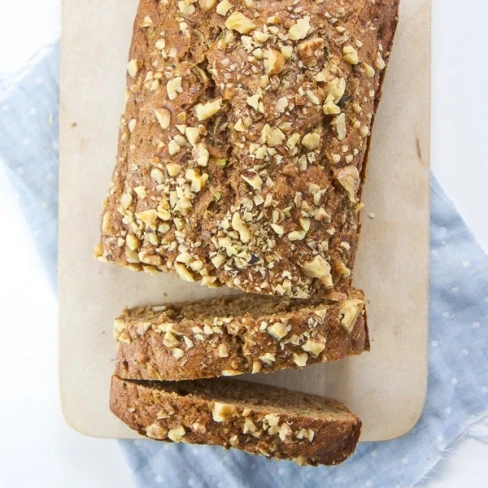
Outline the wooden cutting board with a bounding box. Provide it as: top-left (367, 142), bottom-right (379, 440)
top-left (59, 0), bottom-right (431, 442)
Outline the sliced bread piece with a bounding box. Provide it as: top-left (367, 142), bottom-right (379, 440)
top-left (114, 291), bottom-right (368, 381)
top-left (110, 376), bottom-right (362, 466)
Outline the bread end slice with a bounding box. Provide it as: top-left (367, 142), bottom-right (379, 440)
top-left (110, 376), bottom-right (361, 466)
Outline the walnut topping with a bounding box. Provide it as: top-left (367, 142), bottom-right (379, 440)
top-left (376, 51), bottom-right (386, 70)
top-left (241, 171), bottom-right (263, 190)
top-left (261, 124), bottom-right (285, 147)
top-left (154, 109), bottom-right (170, 129)
top-left (163, 331), bottom-right (179, 348)
top-left (336, 165), bottom-right (360, 202)
top-left (167, 77), bottom-right (182, 100)
top-left (186, 168), bottom-right (208, 192)
top-left (279, 423), bottom-right (293, 442)
top-left (213, 403), bottom-right (237, 422)
top-left (216, 0), bottom-right (233, 15)
top-left (185, 127), bottom-right (200, 145)
top-left (247, 94), bottom-right (262, 112)
top-left (327, 77), bottom-right (346, 103)
top-left (146, 423), bottom-right (168, 440)
top-left (301, 256), bottom-right (333, 287)
top-left (298, 38), bottom-right (324, 67)
top-left (302, 339), bottom-right (326, 357)
top-left (323, 100), bottom-right (341, 115)
top-left (217, 343), bottom-right (229, 358)
top-left (127, 59), bottom-right (139, 78)
top-left (332, 113), bottom-right (347, 141)
top-left (243, 418), bottom-right (257, 434)
top-left (267, 322), bottom-right (289, 340)
top-left (150, 167), bottom-right (164, 184)
top-left (126, 234), bottom-right (140, 251)
top-left (231, 212), bottom-right (251, 243)
top-left (252, 360), bottom-right (262, 374)
top-left (343, 45), bottom-right (359, 65)
top-left (168, 425), bottom-right (186, 443)
top-left (264, 414), bottom-right (280, 427)
top-left (128, 119), bottom-right (137, 133)
top-left (288, 16), bottom-right (311, 41)
top-left (166, 163), bottom-right (182, 176)
top-left (136, 209), bottom-right (158, 228)
top-left (175, 263), bottom-right (195, 282)
top-left (194, 143), bottom-right (209, 166)
top-left (222, 369), bottom-right (242, 376)
top-left (292, 352), bottom-right (308, 367)
top-left (225, 12), bottom-right (256, 34)
top-left (199, 0), bottom-right (216, 10)
top-left (172, 348), bottom-right (184, 359)
top-left (195, 98), bottom-right (223, 121)
top-left (264, 49), bottom-right (285, 75)
top-left (296, 428), bottom-right (315, 442)
top-left (178, 0), bottom-right (195, 15)
top-left (364, 63), bottom-right (376, 78)
top-left (301, 132), bottom-right (320, 151)
top-left (359, 126), bottom-right (370, 138)
top-left (339, 299), bottom-right (365, 333)
top-left (259, 353), bottom-right (276, 365)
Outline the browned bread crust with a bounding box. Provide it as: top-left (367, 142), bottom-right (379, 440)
top-left (115, 291), bottom-right (368, 380)
top-left (97, 0), bottom-right (400, 299)
top-left (110, 375), bottom-right (362, 466)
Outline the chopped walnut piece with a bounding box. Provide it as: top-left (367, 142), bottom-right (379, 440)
top-left (336, 165), bottom-right (360, 202)
top-left (301, 256), bottom-right (333, 287)
top-left (293, 352), bottom-right (308, 367)
top-left (298, 38), bottom-right (324, 67)
top-left (216, 0), bottom-right (233, 16)
top-left (166, 77), bottom-right (182, 100)
top-left (146, 423), bottom-right (168, 440)
top-left (195, 98), bottom-right (223, 121)
top-left (199, 0), bottom-right (216, 10)
top-left (376, 51), bottom-right (386, 70)
top-left (302, 339), bottom-right (326, 357)
top-left (168, 425), bottom-right (186, 443)
top-left (264, 49), bottom-right (285, 75)
top-left (127, 59), bottom-right (139, 78)
top-left (343, 45), bottom-right (360, 65)
top-left (339, 299), bottom-right (365, 333)
top-left (364, 63), bottom-right (376, 78)
top-left (288, 16), bottom-right (311, 41)
top-left (154, 109), bottom-right (170, 129)
top-left (302, 132), bottom-right (321, 151)
top-left (241, 171), bottom-right (263, 190)
top-left (225, 12), bottom-right (256, 34)
top-left (231, 212), bottom-right (251, 243)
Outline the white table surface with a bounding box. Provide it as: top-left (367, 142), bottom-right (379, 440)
top-left (0, 0), bottom-right (486, 487)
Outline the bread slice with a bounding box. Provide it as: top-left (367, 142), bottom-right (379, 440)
top-left (114, 291), bottom-right (368, 381)
top-left (97, 0), bottom-right (400, 299)
top-left (110, 376), bottom-right (361, 466)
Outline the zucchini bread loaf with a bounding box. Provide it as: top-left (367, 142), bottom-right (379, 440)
top-left (97, 0), bottom-right (399, 299)
top-left (115, 291), bottom-right (367, 381)
top-left (110, 376), bottom-right (362, 466)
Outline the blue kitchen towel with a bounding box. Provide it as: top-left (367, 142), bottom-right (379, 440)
top-left (1, 43), bottom-right (487, 488)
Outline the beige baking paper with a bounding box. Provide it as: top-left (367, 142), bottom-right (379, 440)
top-left (59, 0), bottom-right (431, 441)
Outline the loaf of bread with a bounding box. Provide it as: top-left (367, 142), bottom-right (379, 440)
top-left (97, 0), bottom-right (399, 299)
top-left (110, 375), bottom-right (362, 466)
top-left (115, 291), bottom-right (368, 381)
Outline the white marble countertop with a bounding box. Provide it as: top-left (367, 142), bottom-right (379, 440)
top-left (0, 0), bottom-right (486, 487)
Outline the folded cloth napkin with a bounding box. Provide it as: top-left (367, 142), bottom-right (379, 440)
top-left (1, 43), bottom-right (487, 488)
